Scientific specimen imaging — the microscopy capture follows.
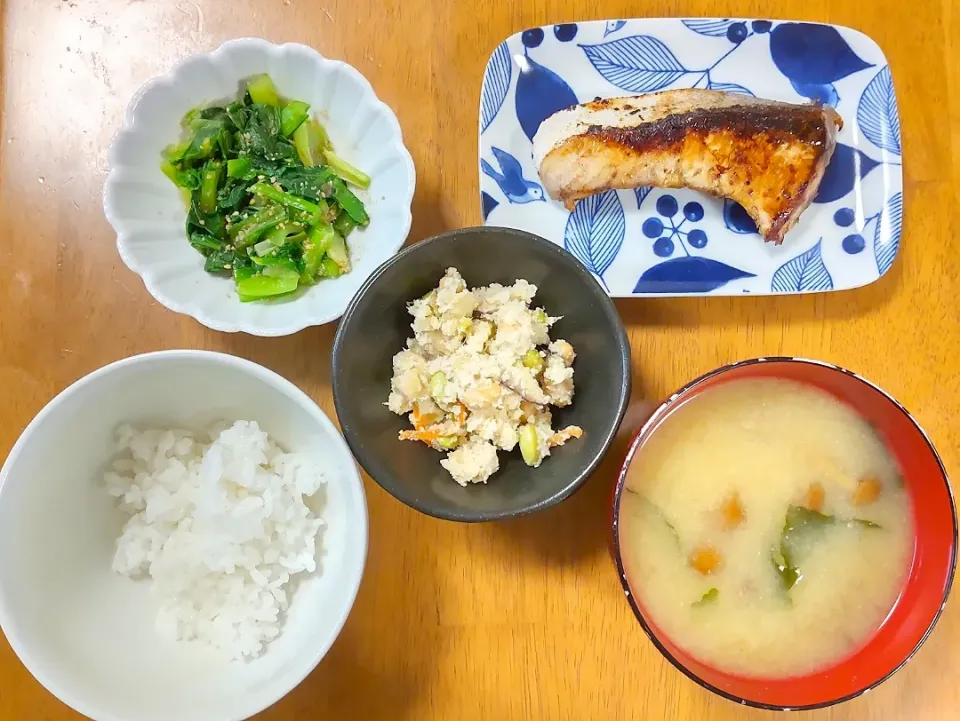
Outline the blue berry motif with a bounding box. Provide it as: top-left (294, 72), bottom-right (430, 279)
top-left (654, 237), bottom-right (675, 257)
top-left (726, 22), bottom-right (748, 44)
top-left (644, 194), bottom-right (709, 257)
top-left (521, 28), bottom-right (545, 48)
top-left (656, 195), bottom-right (678, 217)
top-left (833, 207), bottom-right (855, 227)
top-left (554, 24), bottom-right (578, 42)
top-left (842, 233), bottom-right (866, 254)
top-left (684, 201), bottom-right (704, 222)
top-left (688, 229), bottom-right (708, 248)
top-left (642, 217), bottom-right (664, 238)
top-left (751, 20), bottom-right (772, 34)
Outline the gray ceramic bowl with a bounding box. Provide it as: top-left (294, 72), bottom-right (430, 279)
top-left (331, 226), bottom-right (631, 522)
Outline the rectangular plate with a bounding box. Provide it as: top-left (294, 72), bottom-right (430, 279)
top-left (478, 19), bottom-right (903, 296)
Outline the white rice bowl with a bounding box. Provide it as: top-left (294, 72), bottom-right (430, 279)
top-left (0, 351), bottom-right (367, 721)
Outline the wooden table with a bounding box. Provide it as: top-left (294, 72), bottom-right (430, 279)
top-left (1, 0), bottom-right (958, 719)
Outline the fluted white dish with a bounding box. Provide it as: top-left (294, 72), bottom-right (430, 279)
top-left (104, 38), bottom-right (416, 336)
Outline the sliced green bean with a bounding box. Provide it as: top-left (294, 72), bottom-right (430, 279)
top-left (230, 205), bottom-right (287, 249)
top-left (301, 223), bottom-right (336, 284)
top-left (236, 271), bottom-right (298, 301)
top-left (331, 178), bottom-right (368, 226)
top-left (249, 183), bottom-right (323, 225)
top-left (280, 100), bottom-right (310, 137)
top-left (246, 74), bottom-right (280, 107)
top-left (325, 149), bottom-right (371, 189)
top-left (333, 211), bottom-right (357, 238)
top-left (199, 161), bottom-right (223, 214)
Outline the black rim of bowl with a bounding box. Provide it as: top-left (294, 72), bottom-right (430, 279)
top-left (332, 226), bottom-right (632, 522)
top-left (610, 356), bottom-right (958, 711)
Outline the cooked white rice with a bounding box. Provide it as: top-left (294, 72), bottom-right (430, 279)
top-left (104, 420), bottom-right (325, 661)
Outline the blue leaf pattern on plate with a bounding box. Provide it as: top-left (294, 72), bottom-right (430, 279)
top-left (771, 240), bottom-right (833, 291)
top-left (770, 23), bottom-right (872, 84)
top-left (633, 256), bottom-right (755, 293)
top-left (481, 191), bottom-right (500, 221)
top-left (515, 53), bottom-right (578, 141)
top-left (857, 66), bottom-right (901, 155)
top-left (790, 80), bottom-right (839, 106)
top-left (580, 36), bottom-right (688, 92)
top-left (708, 81), bottom-right (754, 96)
top-left (814, 143), bottom-right (881, 203)
top-left (604, 20), bottom-right (627, 37)
top-left (635, 187), bottom-right (652, 208)
top-left (481, 42), bottom-right (512, 133)
top-left (564, 191), bottom-right (625, 285)
top-left (874, 192), bottom-right (902, 276)
top-left (681, 19), bottom-right (735, 37)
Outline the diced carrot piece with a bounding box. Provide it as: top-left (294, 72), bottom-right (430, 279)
top-left (852, 476), bottom-right (882, 507)
top-left (457, 402), bottom-right (467, 427)
top-left (398, 429), bottom-right (440, 445)
top-left (720, 493), bottom-right (745, 530)
top-left (689, 546), bottom-right (722, 575)
top-left (548, 425), bottom-right (584, 447)
top-left (412, 403), bottom-right (442, 428)
top-left (804, 482), bottom-right (825, 512)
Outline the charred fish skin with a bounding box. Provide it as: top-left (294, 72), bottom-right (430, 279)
top-left (532, 90), bottom-right (843, 244)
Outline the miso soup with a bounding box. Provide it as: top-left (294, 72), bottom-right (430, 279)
top-left (618, 378), bottom-right (913, 678)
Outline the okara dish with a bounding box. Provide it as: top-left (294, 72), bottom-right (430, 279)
top-left (618, 377), bottom-right (910, 679)
top-left (162, 73), bottom-right (371, 301)
top-left (387, 268), bottom-right (582, 485)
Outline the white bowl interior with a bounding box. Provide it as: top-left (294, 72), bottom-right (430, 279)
top-left (105, 39), bottom-right (415, 335)
top-left (0, 352), bottom-right (367, 721)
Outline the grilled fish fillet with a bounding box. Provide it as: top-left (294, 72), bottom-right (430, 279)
top-left (532, 90), bottom-right (843, 243)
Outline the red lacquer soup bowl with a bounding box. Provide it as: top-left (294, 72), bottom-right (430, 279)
top-left (610, 357), bottom-right (957, 710)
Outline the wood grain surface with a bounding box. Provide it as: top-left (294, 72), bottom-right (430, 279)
top-left (1, 0), bottom-right (958, 719)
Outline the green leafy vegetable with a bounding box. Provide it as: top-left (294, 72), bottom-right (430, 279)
top-left (277, 165), bottom-right (336, 200)
top-left (159, 73), bottom-right (371, 300)
top-left (226, 157), bottom-right (252, 179)
top-left (203, 249), bottom-right (236, 273)
top-left (627, 490), bottom-right (681, 547)
top-left (773, 505), bottom-right (882, 592)
top-left (693, 588), bottom-right (718, 607)
top-left (189, 232), bottom-right (221, 253)
top-left (330, 178), bottom-right (369, 226)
